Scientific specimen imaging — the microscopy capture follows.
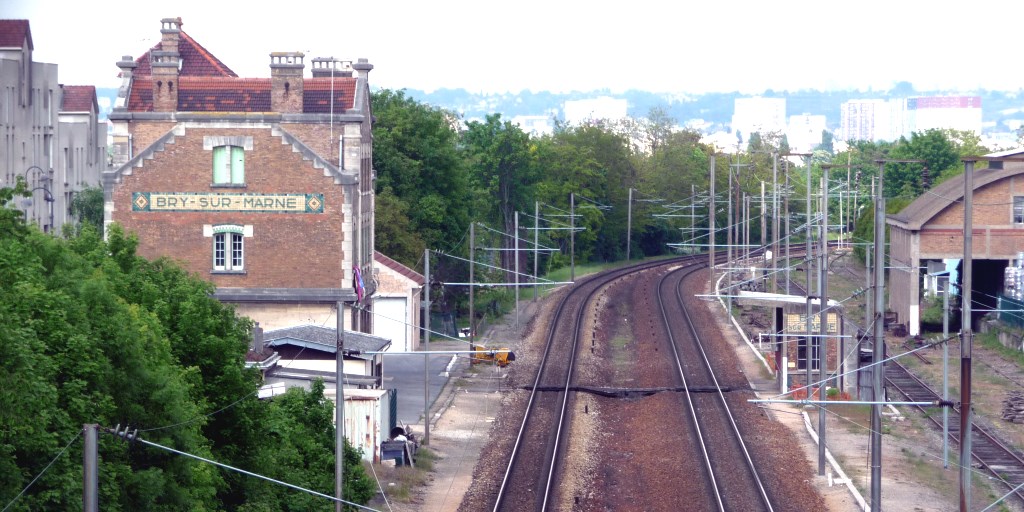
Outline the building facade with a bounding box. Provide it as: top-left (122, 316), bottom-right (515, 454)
top-left (373, 251), bottom-right (424, 352)
top-left (839, 99), bottom-right (891, 142)
top-left (103, 18), bottom-right (375, 331)
top-left (887, 151), bottom-right (1024, 336)
top-left (1, 19), bottom-right (106, 233)
top-left (731, 96), bottom-right (786, 144)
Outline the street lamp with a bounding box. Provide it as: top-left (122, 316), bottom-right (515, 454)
top-left (23, 165), bottom-right (54, 233)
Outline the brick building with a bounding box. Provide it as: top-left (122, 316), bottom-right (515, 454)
top-left (886, 150), bottom-right (1024, 335)
top-left (103, 18), bottom-right (375, 331)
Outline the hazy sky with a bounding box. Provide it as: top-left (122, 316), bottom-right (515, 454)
top-left (3, 1), bottom-right (1019, 95)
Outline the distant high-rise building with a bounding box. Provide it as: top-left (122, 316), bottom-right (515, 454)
top-left (904, 95), bottom-right (982, 136)
top-left (511, 115), bottom-right (555, 137)
top-left (840, 99), bottom-right (892, 142)
top-left (787, 114), bottom-right (827, 153)
top-left (731, 97), bottom-right (786, 144)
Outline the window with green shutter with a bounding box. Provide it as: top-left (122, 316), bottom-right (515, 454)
top-left (213, 145), bottom-right (245, 185)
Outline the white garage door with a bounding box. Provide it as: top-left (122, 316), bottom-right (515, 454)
top-left (374, 297), bottom-right (408, 352)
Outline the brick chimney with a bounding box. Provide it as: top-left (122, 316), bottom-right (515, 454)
top-left (311, 57), bottom-right (352, 78)
top-left (152, 18), bottom-right (182, 112)
top-left (270, 52), bottom-right (305, 113)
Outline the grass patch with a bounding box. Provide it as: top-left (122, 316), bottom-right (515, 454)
top-left (370, 448), bottom-right (438, 502)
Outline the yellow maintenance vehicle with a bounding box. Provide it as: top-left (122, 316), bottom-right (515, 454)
top-left (470, 344), bottom-right (516, 367)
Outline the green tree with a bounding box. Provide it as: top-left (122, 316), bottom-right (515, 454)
top-left (0, 190), bottom-right (375, 510)
top-left (371, 89), bottom-right (469, 268)
top-left (69, 186), bottom-right (104, 233)
top-left (463, 114), bottom-right (538, 270)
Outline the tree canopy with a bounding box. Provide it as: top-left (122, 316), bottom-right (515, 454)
top-left (0, 183), bottom-right (372, 511)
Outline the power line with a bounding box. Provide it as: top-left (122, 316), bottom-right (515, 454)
top-left (107, 427), bottom-right (381, 512)
top-left (2, 428), bottom-right (82, 512)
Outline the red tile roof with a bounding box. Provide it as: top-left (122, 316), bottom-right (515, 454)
top-left (133, 29), bottom-right (236, 78)
top-left (127, 77), bottom-right (355, 113)
top-left (304, 78), bottom-right (356, 114)
top-left (0, 20), bottom-right (32, 50)
top-left (375, 251), bottom-right (425, 286)
top-left (124, 24), bottom-right (359, 114)
top-left (60, 85), bottom-right (97, 112)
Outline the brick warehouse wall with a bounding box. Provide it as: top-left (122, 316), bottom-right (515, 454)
top-left (109, 123), bottom-right (346, 289)
top-left (920, 176), bottom-right (1024, 259)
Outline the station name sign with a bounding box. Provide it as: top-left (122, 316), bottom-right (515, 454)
top-left (133, 192), bottom-right (324, 214)
top-left (785, 312), bottom-right (840, 334)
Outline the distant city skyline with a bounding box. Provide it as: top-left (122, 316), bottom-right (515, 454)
top-left (3, 1), bottom-right (1021, 95)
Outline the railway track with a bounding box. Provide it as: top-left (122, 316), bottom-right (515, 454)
top-left (491, 255), bottom-right (693, 511)
top-left (658, 263), bottom-right (775, 511)
top-left (487, 251), bottom-right (822, 511)
top-left (884, 359), bottom-right (1024, 505)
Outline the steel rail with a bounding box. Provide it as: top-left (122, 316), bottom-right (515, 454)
top-left (665, 263), bottom-right (775, 512)
top-left (492, 255), bottom-right (693, 511)
top-left (885, 359), bottom-right (1024, 506)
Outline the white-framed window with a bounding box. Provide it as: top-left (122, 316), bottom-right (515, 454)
top-left (213, 145), bottom-right (245, 185)
top-left (213, 225), bottom-right (245, 272)
top-left (1014, 196), bottom-right (1024, 225)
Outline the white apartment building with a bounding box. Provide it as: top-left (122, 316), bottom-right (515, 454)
top-left (731, 97), bottom-right (786, 144)
top-left (786, 114), bottom-right (826, 153)
top-left (840, 99), bottom-right (892, 142)
top-left (841, 96), bottom-right (982, 142)
top-left (1, 19), bottom-right (106, 234)
top-left (904, 96), bottom-right (982, 136)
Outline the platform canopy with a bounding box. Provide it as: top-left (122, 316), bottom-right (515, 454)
top-left (734, 290), bottom-right (841, 309)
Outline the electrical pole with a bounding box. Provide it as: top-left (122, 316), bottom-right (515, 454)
top-left (870, 163), bottom-right (885, 511)
top-left (470, 223), bottom-right (475, 342)
top-left (785, 160), bottom-right (791, 295)
top-left (818, 167), bottom-right (829, 476)
top-left (727, 158), bottom-right (734, 315)
top-left (760, 181), bottom-right (766, 258)
top-left (772, 154), bottom-right (779, 294)
top-left (570, 193), bottom-right (575, 283)
top-left (709, 155), bottom-right (716, 291)
top-left (960, 159), bottom-right (975, 512)
top-left (514, 211), bottom-right (519, 330)
top-left (626, 187), bottom-right (633, 261)
top-left (534, 201), bottom-right (539, 301)
top-left (943, 275), bottom-right (950, 469)
top-left (335, 301), bottom-right (346, 512)
top-left (84, 424), bottom-right (98, 512)
top-left (424, 249), bottom-right (430, 347)
top-left (691, 184), bottom-right (696, 255)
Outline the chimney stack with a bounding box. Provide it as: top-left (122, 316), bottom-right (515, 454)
top-left (252, 322), bottom-right (264, 354)
top-left (352, 58), bottom-right (373, 80)
top-left (270, 52), bottom-right (305, 113)
top-left (311, 57), bottom-right (353, 78)
top-left (152, 18), bottom-right (182, 112)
